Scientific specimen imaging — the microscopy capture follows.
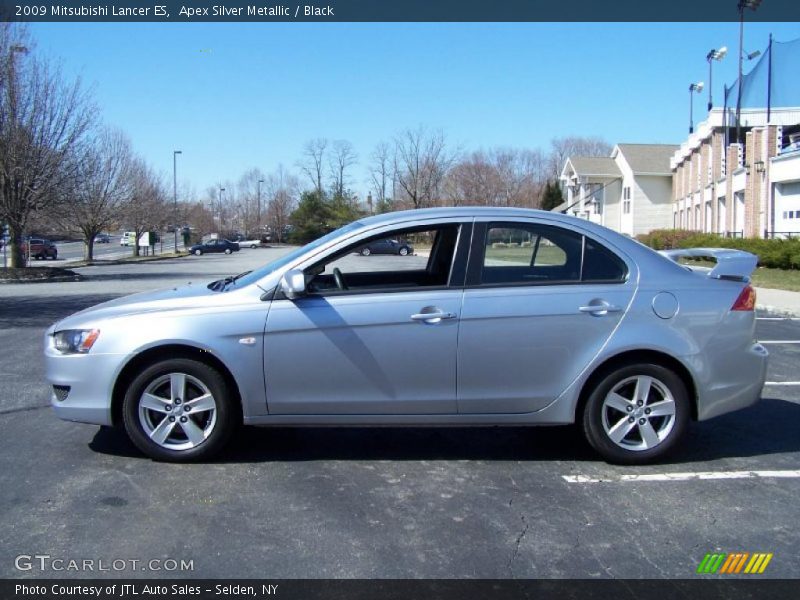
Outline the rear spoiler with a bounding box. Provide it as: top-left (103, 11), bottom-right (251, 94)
top-left (658, 248), bottom-right (758, 282)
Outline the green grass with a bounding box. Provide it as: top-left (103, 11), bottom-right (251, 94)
top-left (750, 268), bottom-right (800, 292)
top-left (485, 245), bottom-right (565, 265)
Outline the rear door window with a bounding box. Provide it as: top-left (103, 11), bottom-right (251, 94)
top-left (478, 222), bottom-right (626, 285)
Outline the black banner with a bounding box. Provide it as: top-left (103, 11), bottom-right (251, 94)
top-left (2, 580), bottom-right (800, 600)
top-left (2, 0), bottom-right (800, 23)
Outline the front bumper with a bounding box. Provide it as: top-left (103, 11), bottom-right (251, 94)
top-left (44, 334), bottom-right (127, 427)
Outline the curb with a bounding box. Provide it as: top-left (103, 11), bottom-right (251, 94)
top-left (756, 303), bottom-right (800, 318)
top-left (68, 253), bottom-right (188, 268)
top-left (0, 274), bottom-right (83, 284)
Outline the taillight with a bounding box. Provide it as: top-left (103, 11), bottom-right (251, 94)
top-left (731, 285), bottom-right (756, 311)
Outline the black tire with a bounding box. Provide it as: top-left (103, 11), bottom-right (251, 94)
top-left (398, 246), bottom-right (410, 256)
top-left (122, 358), bottom-right (239, 462)
top-left (360, 247), bottom-right (371, 256)
top-left (582, 363), bottom-right (690, 465)
top-left (224, 248), bottom-right (232, 254)
top-left (194, 249), bottom-right (202, 256)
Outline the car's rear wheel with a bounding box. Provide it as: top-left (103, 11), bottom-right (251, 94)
top-left (194, 249), bottom-right (202, 256)
top-left (582, 363), bottom-right (689, 464)
top-left (122, 358), bottom-right (239, 461)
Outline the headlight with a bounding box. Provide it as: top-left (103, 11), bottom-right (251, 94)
top-left (53, 329), bottom-right (100, 354)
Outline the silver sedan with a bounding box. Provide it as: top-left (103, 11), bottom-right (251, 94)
top-left (45, 207), bottom-right (767, 463)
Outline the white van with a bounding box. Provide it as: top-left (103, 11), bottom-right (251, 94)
top-left (120, 231), bottom-right (136, 246)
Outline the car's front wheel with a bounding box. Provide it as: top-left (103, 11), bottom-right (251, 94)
top-left (122, 358), bottom-right (239, 461)
top-left (224, 248), bottom-right (232, 254)
top-left (194, 249), bottom-right (202, 256)
top-left (582, 363), bottom-right (689, 464)
top-left (398, 246), bottom-right (410, 256)
top-left (360, 248), bottom-right (371, 256)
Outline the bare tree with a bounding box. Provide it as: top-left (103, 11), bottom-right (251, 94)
top-left (393, 126), bottom-right (454, 209)
top-left (444, 150), bottom-right (500, 206)
top-left (236, 168), bottom-right (266, 235)
top-left (368, 141), bottom-right (393, 212)
top-left (298, 138), bottom-right (327, 197)
top-left (548, 136), bottom-right (612, 181)
top-left (120, 159), bottom-right (167, 257)
top-left (329, 139), bottom-right (357, 198)
top-left (265, 164), bottom-right (298, 242)
top-left (444, 147), bottom-right (548, 209)
top-left (0, 23), bottom-right (95, 267)
top-left (493, 148), bottom-right (547, 208)
top-left (60, 127), bottom-right (133, 261)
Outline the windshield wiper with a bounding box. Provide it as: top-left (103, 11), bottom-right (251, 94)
top-left (208, 270), bottom-right (252, 292)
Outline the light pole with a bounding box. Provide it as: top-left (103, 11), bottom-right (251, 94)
top-left (736, 0), bottom-right (762, 144)
top-left (689, 82), bottom-right (704, 134)
top-left (706, 46), bottom-right (727, 112)
top-left (257, 178), bottom-right (264, 232)
top-left (218, 187), bottom-right (225, 230)
top-left (173, 150), bottom-right (182, 252)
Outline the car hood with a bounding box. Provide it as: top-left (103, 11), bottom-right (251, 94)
top-left (50, 283), bottom-right (252, 332)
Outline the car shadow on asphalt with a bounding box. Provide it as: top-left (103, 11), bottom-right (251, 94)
top-left (88, 398), bottom-right (800, 465)
top-left (0, 294), bottom-right (121, 329)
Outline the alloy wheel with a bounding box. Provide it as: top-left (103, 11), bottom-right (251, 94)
top-left (137, 372), bottom-right (218, 451)
top-left (600, 375), bottom-right (676, 452)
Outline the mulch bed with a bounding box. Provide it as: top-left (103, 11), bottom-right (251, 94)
top-left (0, 267), bottom-right (83, 283)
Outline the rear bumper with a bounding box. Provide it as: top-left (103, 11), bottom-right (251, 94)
top-left (696, 342), bottom-right (768, 421)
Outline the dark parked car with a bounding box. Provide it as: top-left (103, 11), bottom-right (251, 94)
top-left (22, 238), bottom-right (58, 260)
top-left (357, 238), bottom-right (414, 256)
top-left (94, 233), bottom-right (111, 244)
top-left (189, 239), bottom-right (240, 256)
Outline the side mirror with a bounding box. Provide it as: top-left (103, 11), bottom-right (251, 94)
top-left (280, 269), bottom-right (307, 299)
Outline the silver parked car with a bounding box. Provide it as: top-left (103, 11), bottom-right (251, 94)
top-left (45, 208), bottom-right (767, 463)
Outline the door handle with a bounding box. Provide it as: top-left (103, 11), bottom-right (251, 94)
top-left (579, 302), bottom-right (622, 315)
top-left (410, 310), bottom-right (456, 323)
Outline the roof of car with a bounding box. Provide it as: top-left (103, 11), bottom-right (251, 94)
top-left (357, 206), bottom-right (616, 237)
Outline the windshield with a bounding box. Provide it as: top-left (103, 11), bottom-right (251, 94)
top-left (230, 221), bottom-right (365, 290)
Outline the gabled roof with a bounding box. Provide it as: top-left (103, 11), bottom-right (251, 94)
top-left (563, 156), bottom-right (621, 178)
top-left (614, 143), bottom-right (679, 175)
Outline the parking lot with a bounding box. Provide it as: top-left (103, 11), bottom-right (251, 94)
top-left (1, 250), bottom-right (799, 579)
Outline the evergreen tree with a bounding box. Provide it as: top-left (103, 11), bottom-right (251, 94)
top-left (289, 190), bottom-right (332, 244)
top-left (540, 180), bottom-right (564, 212)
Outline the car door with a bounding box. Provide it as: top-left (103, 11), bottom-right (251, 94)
top-left (264, 221), bottom-right (470, 415)
top-left (457, 219), bottom-right (635, 414)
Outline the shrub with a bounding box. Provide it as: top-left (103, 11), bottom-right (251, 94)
top-left (636, 229), bottom-right (800, 270)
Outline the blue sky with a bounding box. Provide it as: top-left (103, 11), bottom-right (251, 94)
top-left (31, 21), bottom-right (800, 198)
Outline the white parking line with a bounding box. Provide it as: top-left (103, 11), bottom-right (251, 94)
top-left (757, 317), bottom-right (800, 321)
top-left (764, 382), bottom-right (800, 386)
top-left (563, 470), bottom-right (800, 483)
top-left (756, 340), bottom-right (800, 344)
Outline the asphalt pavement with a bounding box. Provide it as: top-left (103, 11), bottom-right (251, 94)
top-left (1, 251), bottom-right (799, 579)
